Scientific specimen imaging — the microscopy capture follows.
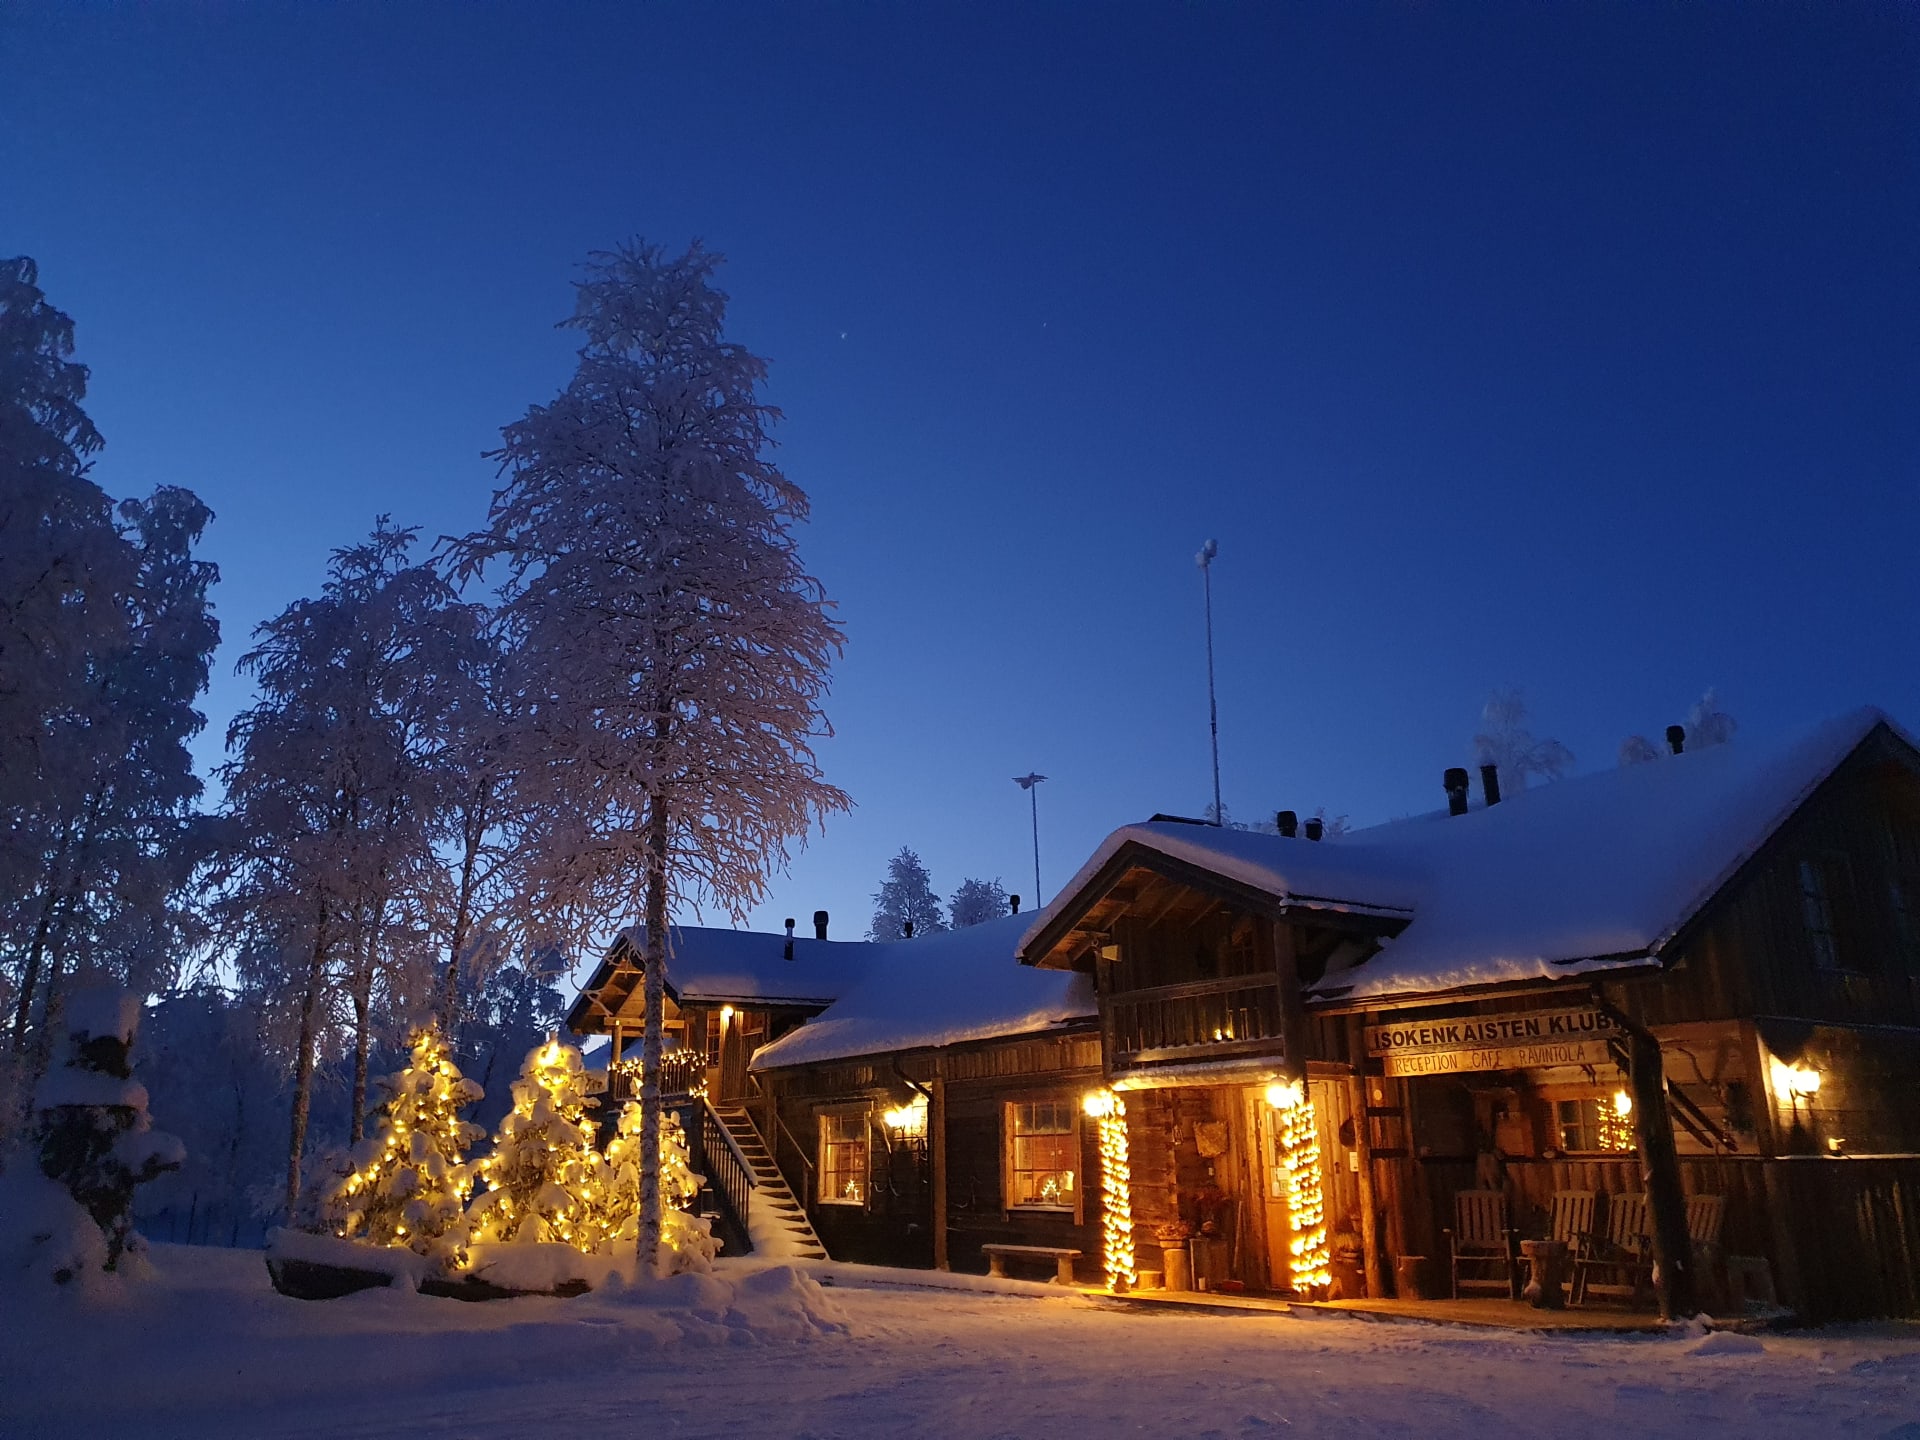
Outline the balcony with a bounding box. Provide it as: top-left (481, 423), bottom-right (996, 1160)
top-left (1106, 975), bottom-right (1286, 1070)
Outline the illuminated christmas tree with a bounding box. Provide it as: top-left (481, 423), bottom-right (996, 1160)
top-left (465, 1039), bottom-right (601, 1248)
top-left (581, 1102), bottom-right (717, 1272)
top-left (324, 1027), bottom-right (484, 1270)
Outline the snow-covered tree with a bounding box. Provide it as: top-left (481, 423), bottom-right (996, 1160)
top-left (580, 1102), bottom-right (716, 1272)
top-left (325, 1027), bottom-right (483, 1271)
top-left (448, 240), bottom-right (848, 1275)
top-left (1685, 689), bottom-right (1738, 750)
top-left (2, 259), bottom-right (219, 1081)
top-left (25, 987), bottom-right (183, 1276)
top-left (948, 877), bottom-right (1010, 928)
top-left (466, 1039), bottom-right (600, 1249)
top-left (869, 848), bottom-right (948, 940)
top-left (1473, 688), bottom-right (1574, 792)
top-left (219, 520), bottom-right (456, 1215)
top-left (1618, 734), bottom-right (1663, 767)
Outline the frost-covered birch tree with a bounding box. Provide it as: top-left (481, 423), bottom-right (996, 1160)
top-left (869, 848), bottom-right (948, 939)
top-left (449, 240), bottom-right (847, 1275)
top-left (221, 520), bottom-right (453, 1214)
top-left (1472, 688), bottom-right (1574, 791)
top-left (2, 260), bottom-right (218, 1089)
top-left (948, 876), bottom-right (1009, 928)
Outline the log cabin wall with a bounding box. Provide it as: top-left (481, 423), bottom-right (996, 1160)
top-left (1622, 735), bottom-right (1920, 1030)
top-left (756, 1029), bottom-right (1102, 1275)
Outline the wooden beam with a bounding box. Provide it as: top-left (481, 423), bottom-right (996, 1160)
top-left (930, 1078), bottom-right (950, 1271)
top-left (1628, 1024), bottom-right (1698, 1320)
top-left (1345, 1015), bottom-right (1385, 1301)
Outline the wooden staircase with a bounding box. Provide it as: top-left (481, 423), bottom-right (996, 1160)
top-left (711, 1102), bottom-right (828, 1261)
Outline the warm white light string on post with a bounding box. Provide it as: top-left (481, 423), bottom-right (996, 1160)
top-left (1083, 1088), bottom-right (1135, 1292)
top-left (1266, 1080), bottom-right (1331, 1295)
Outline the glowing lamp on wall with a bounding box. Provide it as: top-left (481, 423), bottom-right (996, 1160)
top-left (1771, 1058), bottom-right (1822, 1098)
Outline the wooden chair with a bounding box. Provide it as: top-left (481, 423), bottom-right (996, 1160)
top-left (1548, 1190), bottom-right (1598, 1248)
top-left (1686, 1193), bottom-right (1727, 1250)
top-left (1445, 1189), bottom-right (1517, 1299)
top-left (1570, 1191), bottom-right (1654, 1306)
top-left (1686, 1192), bottom-right (1729, 1311)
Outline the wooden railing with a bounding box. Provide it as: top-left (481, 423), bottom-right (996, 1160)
top-left (1108, 975), bottom-right (1285, 1066)
top-left (687, 1099), bottom-right (756, 1251)
top-left (609, 1049), bottom-right (707, 1103)
top-left (747, 1072), bottom-right (815, 1209)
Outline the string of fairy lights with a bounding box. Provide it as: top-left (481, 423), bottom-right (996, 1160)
top-left (1082, 1089), bottom-right (1136, 1291)
top-left (1266, 1080), bottom-right (1331, 1295)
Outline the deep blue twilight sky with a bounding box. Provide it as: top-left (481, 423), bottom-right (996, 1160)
top-left (4, 3), bottom-right (1916, 944)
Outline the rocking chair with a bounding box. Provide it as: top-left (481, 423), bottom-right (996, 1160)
top-left (1570, 1192), bottom-right (1654, 1307)
top-left (1446, 1189), bottom-right (1518, 1300)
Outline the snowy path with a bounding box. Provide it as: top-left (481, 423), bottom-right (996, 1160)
top-left (4, 1245), bottom-right (1920, 1440)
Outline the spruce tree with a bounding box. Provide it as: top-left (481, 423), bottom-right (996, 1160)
top-left (466, 1039), bottom-right (600, 1248)
top-left (325, 1027), bottom-right (483, 1270)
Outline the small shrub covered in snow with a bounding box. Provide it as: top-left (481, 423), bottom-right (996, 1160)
top-left (322, 1026), bottom-right (484, 1272)
top-left (9, 985), bottom-right (183, 1285)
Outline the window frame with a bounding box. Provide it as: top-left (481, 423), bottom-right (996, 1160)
top-left (816, 1106), bottom-right (871, 1208)
top-left (1800, 854), bottom-right (1859, 974)
top-left (1548, 1091), bottom-right (1635, 1157)
top-left (1002, 1097), bottom-right (1083, 1220)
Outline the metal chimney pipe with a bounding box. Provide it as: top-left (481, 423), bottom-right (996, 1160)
top-left (1444, 767), bottom-right (1471, 816)
top-left (1009, 894), bottom-right (1021, 914)
top-left (903, 919), bottom-right (915, 940)
top-left (1480, 764), bottom-right (1502, 807)
top-left (1666, 725), bottom-right (1686, 755)
top-left (1276, 810), bottom-right (1299, 838)
top-left (1304, 817), bottom-right (1324, 842)
top-left (784, 917), bottom-right (795, 961)
top-left (813, 909), bottom-right (829, 941)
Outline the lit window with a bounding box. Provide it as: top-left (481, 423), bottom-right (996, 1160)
top-left (818, 1110), bottom-right (868, 1206)
top-left (1799, 859), bottom-right (1842, 971)
top-left (703, 1011), bottom-right (723, 1065)
top-left (1007, 1100), bottom-right (1078, 1211)
top-left (1555, 1096), bottom-right (1634, 1154)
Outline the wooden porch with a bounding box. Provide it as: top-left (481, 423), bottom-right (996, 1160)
top-left (1099, 1287), bottom-right (1672, 1332)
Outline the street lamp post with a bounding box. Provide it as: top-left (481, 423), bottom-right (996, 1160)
top-left (1197, 538), bottom-right (1222, 826)
top-left (1014, 772), bottom-right (1047, 908)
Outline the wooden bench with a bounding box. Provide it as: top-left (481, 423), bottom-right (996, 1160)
top-left (982, 1244), bottom-right (1082, 1284)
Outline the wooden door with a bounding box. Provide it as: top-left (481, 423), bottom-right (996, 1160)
top-left (1245, 1086), bottom-right (1293, 1291)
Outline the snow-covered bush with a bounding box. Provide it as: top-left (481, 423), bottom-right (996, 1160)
top-left (322, 1027), bottom-right (483, 1271)
top-left (9, 987), bottom-right (183, 1284)
top-left (465, 1039), bottom-right (600, 1248)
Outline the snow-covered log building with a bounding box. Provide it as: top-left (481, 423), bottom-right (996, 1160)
top-left (571, 707), bottom-right (1920, 1321)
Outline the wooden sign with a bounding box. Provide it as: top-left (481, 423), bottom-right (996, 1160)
top-left (1364, 1006), bottom-right (1619, 1078)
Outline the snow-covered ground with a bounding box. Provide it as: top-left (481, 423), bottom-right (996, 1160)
top-left (5, 1245), bottom-right (1920, 1439)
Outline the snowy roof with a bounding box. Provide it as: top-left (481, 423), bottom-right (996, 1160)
top-left (1028, 819), bottom-right (1426, 929)
top-left (1019, 707), bottom-right (1908, 1006)
top-left (750, 912), bottom-right (1098, 1071)
top-left (567, 925), bottom-right (882, 1031)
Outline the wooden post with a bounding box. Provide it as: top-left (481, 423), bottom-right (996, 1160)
top-left (1272, 919), bottom-right (1309, 1085)
top-left (1345, 1015), bottom-right (1385, 1300)
top-left (930, 1077), bottom-right (950, 1271)
top-left (1628, 1025), bottom-right (1697, 1320)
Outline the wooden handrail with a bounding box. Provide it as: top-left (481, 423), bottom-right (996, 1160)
top-left (702, 1097), bottom-right (759, 1190)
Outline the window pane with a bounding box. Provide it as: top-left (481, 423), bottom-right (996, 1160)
top-left (819, 1111), bottom-right (867, 1204)
top-left (1008, 1100), bottom-right (1076, 1209)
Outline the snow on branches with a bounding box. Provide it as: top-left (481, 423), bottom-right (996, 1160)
top-left (466, 1039), bottom-right (601, 1249)
top-left (870, 847), bottom-right (949, 940)
top-left (8, 986), bottom-right (183, 1285)
top-left (324, 1027), bottom-right (483, 1271)
top-left (1473, 688), bottom-right (1574, 791)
